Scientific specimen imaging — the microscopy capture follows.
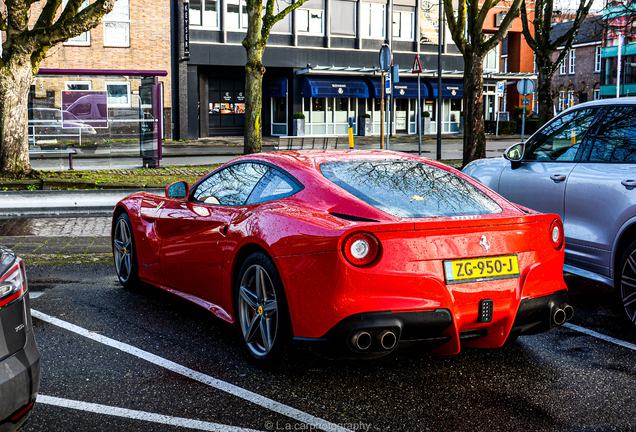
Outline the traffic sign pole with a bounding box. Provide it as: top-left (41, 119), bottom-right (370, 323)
top-left (413, 55), bottom-right (422, 155)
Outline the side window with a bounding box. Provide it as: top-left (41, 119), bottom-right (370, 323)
top-left (192, 163), bottom-right (268, 206)
top-left (245, 167), bottom-right (302, 205)
top-left (524, 108), bottom-right (598, 162)
top-left (588, 107), bottom-right (636, 162)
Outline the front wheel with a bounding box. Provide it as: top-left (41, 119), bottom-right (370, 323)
top-left (113, 212), bottom-right (139, 289)
top-left (235, 252), bottom-right (291, 364)
top-left (617, 239), bottom-right (636, 326)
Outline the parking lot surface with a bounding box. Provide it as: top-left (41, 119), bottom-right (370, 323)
top-left (21, 262), bottom-right (636, 432)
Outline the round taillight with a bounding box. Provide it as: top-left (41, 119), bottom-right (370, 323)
top-left (550, 218), bottom-right (564, 250)
top-left (342, 232), bottom-right (380, 266)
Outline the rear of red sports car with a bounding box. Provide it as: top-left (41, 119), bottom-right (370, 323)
top-left (263, 151), bottom-right (571, 357)
top-left (113, 150), bottom-right (570, 360)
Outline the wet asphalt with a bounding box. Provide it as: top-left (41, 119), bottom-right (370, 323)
top-left (2, 217), bottom-right (635, 431)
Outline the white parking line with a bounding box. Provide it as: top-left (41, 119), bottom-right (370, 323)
top-left (563, 323), bottom-right (636, 351)
top-left (31, 309), bottom-right (352, 432)
top-left (37, 395), bottom-right (264, 432)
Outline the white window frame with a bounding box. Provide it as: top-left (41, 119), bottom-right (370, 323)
top-left (106, 81), bottom-right (132, 108)
top-left (103, 0), bottom-right (130, 47)
top-left (297, 8), bottom-right (324, 35)
top-left (226, 0), bottom-right (248, 30)
top-left (559, 54), bottom-right (567, 75)
top-left (567, 89), bottom-right (575, 107)
top-left (483, 45), bottom-right (500, 72)
top-left (501, 56), bottom-right (508, 73)
top-left (65, 81), bottom-right (92, 91)
top-left (569, 49), bottom-right (576, 74)
top-left (392, 10), bottom-right (414, 40)
top-left (558, 90), bottom-right (565, 112)
top-left (595, 46), bottom-right (602, 72)
top-left (361, 3), bottom-right (385, 39)
top-left (63, 0), bottom-right (91, 46)
top-left (189, 0), bottom-right (220, 29)
top-left (593, 88), bottom-right (600, 100)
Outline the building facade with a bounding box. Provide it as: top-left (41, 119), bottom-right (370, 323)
top-left (600, 1), bottom-right (636, 98)
top-left (172, 0), bottom-right (473, 139)
top-left (551, 16), bottom-right (603, 114)
top-left (29, 0), bottom-right (172, 140)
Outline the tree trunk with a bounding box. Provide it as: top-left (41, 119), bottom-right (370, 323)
top-left (462, 52), bottom-right (486, 167)
top-left (244, 47), bottom-right (265, 155)
top-left (537, 59), bottom-right (555, 127)
top-left (0, 58), bottom-right (34, 174)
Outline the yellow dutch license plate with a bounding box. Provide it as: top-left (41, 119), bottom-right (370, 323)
top-left (443, 255), bottom-right (520, 285)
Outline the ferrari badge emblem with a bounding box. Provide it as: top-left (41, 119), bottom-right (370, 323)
top-left (258, 306), bottom-right (264, 316)
top-left (479, 235), bottom-right (490, 253)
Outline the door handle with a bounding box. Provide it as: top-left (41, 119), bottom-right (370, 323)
top-left (550, 174), bottom-right (566, 182)
top-left (622, 180), bottom-right (636, 189)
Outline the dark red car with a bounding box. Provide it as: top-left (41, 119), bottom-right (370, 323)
top-left (112, 150), bottom-right (572, 363)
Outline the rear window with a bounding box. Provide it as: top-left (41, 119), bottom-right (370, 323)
top-left (320, 160), bottom-right (502, 218)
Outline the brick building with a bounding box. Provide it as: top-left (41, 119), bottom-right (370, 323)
top-left (28, 0), bottom-right (172, 139)
top-left (551, 15), bottom-right (603, 113)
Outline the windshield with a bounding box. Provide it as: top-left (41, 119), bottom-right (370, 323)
top-left (320, 160), bottom-right (502, 218)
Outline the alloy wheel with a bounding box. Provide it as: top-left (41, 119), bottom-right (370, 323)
top-left (238, 264), bottom-right (279, 358)
top-left (113, 217), bottom-right (133, 283)
top-left (620, 248), bottom-right (636, 323)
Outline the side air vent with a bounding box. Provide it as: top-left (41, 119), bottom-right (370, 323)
top-left (329, 212), bottom-right (379, 223)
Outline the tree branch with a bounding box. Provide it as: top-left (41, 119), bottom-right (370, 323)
top-left (33, 0), bottom-right (63, 30)
top-left (482, 0), bottom-right (522, 53)
top-left (262, 0), bottom-right (308, 41)
top-left (520, 0), bottom-right (538, 53)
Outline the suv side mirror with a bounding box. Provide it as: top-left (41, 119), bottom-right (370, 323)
top-left (166, 181), bottom-right (189, 200)
top-left (503, 143), bottom-right (524, 169)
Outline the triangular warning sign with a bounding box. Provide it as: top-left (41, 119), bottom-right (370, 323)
top-left (412, 55), bottom-right (423, 74)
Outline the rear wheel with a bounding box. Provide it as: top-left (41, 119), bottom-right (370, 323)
top-left (113, 212), bottom-right (139, 289)
top-left (235, 252), bottom-right (290, 364)
top-left (617, 239), bottom-right (636, 326)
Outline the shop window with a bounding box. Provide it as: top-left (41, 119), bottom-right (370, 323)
top-left (331, 0), bottom-right (356, 36)
top-left (361, 3), bottom-right (385, 39)
top-left (65, 81), bottom-right (92, 91)
top-left (106, 82), bottom-right (131, 108)
top-left (227, 0), bottom-right (248, 30)
top-left (271, 97), bottom-right (287, 136)
top-left (393, 10), bottom-right (413, 40)
top-left (103, 0), bottom-right (130, 47)
top-left (189, 0), bottom-right (219, 28)
top-left (297, 9), bottom-right (324, 34)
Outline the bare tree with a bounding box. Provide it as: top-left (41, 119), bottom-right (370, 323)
top-left (0, 0), bottom-right (116, 175)
top-left (520, 0), bottom-right (595, 126)
top-left (443, 0), bottom-right (523, 167)
top-left (243, 0), bottom-right (308, 155)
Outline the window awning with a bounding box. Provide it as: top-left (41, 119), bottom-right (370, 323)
top-left (424, 80), bottom-right (463, 99)
top-left (301, 77), bottom-right (369, 98)
top-left (366, 78), bottom-right (429, 99)
top-left (265, 78), bottom-right (288, 98)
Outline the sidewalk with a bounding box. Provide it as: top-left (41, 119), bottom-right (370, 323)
top-left (30, 133), bottom-right (518, 171)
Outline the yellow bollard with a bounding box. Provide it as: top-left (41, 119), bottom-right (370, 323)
top-left (348, 118), bottom-right (354, 149)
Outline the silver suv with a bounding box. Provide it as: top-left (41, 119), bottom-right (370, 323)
top-left (463, 99), bottom-right (636, 326)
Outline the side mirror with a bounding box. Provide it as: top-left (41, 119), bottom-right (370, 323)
top-left (166, 181), bottom-right (189, 200)
top-left (503, 143), bottom-right (525, 169)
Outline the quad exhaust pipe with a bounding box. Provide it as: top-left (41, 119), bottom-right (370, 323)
top-left (377, 330), bottom-right (397, 350)
top-left (553, 305), bottom-right (574, 326)
top-left (350, 331), bottom-right (372, 350)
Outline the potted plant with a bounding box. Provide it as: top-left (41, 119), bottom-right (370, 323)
top-left (422, 111), bottom-right (431, 134)
top-left (292, 112), bottom-right (305, 136)
top-left (359, 113), bottom-right (372, 136)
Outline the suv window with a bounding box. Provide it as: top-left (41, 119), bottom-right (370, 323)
top-left (191, 162), bottom-right (268, 206)
top-left (524, 108), bottom-right (598, 162)
top-left (321, 160), bottom-right (502, 218)
top-left (588, 106), bottom-right (636, 162)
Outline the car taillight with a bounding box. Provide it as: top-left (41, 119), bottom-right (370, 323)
top-left (0, 259), bottom-right (26, 308)
top-left (342, 232), bottom-right (380, 266)
top-left (550, 219), bottom-right (564, 250)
